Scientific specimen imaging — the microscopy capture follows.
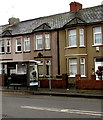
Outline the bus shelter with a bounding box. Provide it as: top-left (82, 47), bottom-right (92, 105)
top-left (1, 60), bottom-right (39, 87)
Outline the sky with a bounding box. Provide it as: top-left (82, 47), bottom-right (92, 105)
top-left (0, 0), bottom-right (103, 25)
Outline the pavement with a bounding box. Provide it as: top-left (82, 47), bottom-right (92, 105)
top-left (1, 86), bottom-right (103, 99)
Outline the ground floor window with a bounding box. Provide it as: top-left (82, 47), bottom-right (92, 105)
top-left (69, 58), bottom-right (77, 77)
top-left (38, 61), bottom-right (43, 77)
top-left (46, 60), bottom-right (51, 77)
top-left (80, 58), bottom-right (85, 77)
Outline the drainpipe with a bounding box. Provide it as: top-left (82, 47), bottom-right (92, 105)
top-left (57, 30), bottom-right (60, 74)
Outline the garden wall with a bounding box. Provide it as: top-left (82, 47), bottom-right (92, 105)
top-left (76, 75), bottom-right (103, 89)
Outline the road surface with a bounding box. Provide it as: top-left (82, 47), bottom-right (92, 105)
top-left (2, 93), bottom-right (102, 118)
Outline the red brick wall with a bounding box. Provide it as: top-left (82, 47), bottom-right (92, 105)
top-left (76, 75), bottom-right (103, 89)
top-left (39, 74), bottom-right (68, 88)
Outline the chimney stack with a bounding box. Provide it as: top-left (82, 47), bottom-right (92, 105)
top-left (8, 17), bottom-right (20, 25)
top-left (70, 2), bottom-right (82, 12)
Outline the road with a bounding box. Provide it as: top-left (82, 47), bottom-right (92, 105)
top-left (2, 93), bottom-right (102, 118)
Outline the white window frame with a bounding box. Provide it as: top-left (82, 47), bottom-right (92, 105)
top-left (79, 29), bottom-right (85, 47)
top-left (6, 39), bottom-right (11, 53)
top-left (16, 38), bottom-right (22, 52)
top-left (36, 35), bottom-right (43, 50)
top-left (24, 37), bottom-right (30, 52)
top-left (93, 27), bottom-right (102, 45)
top-left (80, 58), bottom-right (86, 77)
top-left (68, 29), bottom-right (77, 47)
top-left (0, 40), bottom-right (5, 53)
top-left (69, 58), bottom-right (77, 77)
top-left (45, 34), bottom-right (50, 49)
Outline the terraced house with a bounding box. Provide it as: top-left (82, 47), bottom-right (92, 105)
top-left (0, 2), bottom-right (103, 88)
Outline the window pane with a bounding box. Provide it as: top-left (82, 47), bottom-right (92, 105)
top-left (80, 29), bottom-right (84, 46)
top-left (36, 35), bottom-right (42, 50)
top-left (16, 38), bottom-right (21, 52)
top-left (95, 34), bottom-right (102, 44)
top-left (6, 39), bottom-right (11, 53)
top-left (0, 40), bottom-right (4, 52)
top-left (17, 39), bottom-right (21, 44)
top-left (45, 34), bottom-right (50, 49)
top-left (93, 27), bottom-right (102, 45)
top-left (94, 27), bottom-right (101, 33)
top-left (68, 29), bottom-right (76, 46)
top-left (69, 59), bottom-right (77, 76)
top-left (80, 58), bottom-right (85, 76)
top-left (81, 65), bottom-right (84, 75)
top-left (18, 46), bottom-right (21, 51)
top-left (38, 65), bottom-right (43, 75)
top-left (24, 38), bottom-right (30, 51)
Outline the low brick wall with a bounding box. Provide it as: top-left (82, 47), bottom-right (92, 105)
top-left (39, 74), bottom-right (68, 88)
top-left (76, 75), bottom-right (103, 89)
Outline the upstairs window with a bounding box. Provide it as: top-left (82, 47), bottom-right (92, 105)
top-left (16, 38), bottom-right (22, 52)
top-left (45, 34), bottom-right (50, 49)
top-left (0, 40), bottom-right (4, 53)
top-left (93, 27), bottom-right (102, 45)
top-left (68, 29), bottom-right (77, 47)
top-left (6, 39), bottom-right (11, 53)
top-left (79, 29), bottom-right (84, 47)
top-left (24, 37), bottom-right (30, 51)
top-left (36, 35), bottom-right (43, 50)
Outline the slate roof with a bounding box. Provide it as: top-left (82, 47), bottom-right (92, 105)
top-left (0, 5), bottom-right (103, 36)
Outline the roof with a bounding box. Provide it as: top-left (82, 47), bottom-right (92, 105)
top-left (0, 5), bottom-right (103, 36)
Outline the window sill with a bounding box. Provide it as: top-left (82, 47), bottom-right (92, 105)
top-left (69, 75), bottom-right (75, 78)
top-left (6, 52), bottom-right (11, 54)
top-left (0, 52), bottom-right (5, 54)
top-left (45, 49), bottom-right (51, 51)
top-left (81, 75), bottom-right (86, 78)
top-left (92, 44), bottom-right (103, 47)
top-left (23, 51), bottom-right (31, 53)
top-left (79, 46), bottom-right (86, 48)
top-left (65, 46), bottom-right (77, 49)
top-left (15, 52), bottom-right (22, 54)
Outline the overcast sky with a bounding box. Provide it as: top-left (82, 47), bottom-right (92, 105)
top-left (0, 0), bottom-right (103, 25)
